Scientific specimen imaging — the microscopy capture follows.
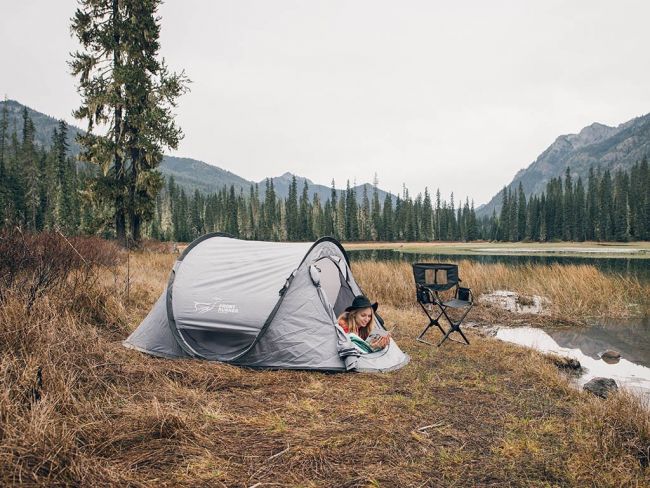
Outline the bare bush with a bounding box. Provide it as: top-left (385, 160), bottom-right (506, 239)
top-left (137, 239), bottom-right (176, 254)
top-left (0, 229), bottom-right (124, 311)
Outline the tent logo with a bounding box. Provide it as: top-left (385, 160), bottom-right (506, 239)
top-left (194, 298), bottom-right (240, 314)
top-left (216, 303), bottom-right (239, 314)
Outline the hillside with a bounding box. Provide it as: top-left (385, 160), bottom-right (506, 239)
top-left (0, 99), bottom-right (84, 155)
top-left (0, 99), bottom-right (392, 203)
top-left (478, 113), bottom-right (650, 217)
top-left (159, 155), bottom-right (252, 194)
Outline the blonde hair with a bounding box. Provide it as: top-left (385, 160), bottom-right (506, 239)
top-left (342, 307), bottom-right (375, 339)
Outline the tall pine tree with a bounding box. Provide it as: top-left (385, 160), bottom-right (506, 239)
top-left (71, 0), bottom-right (189, 245)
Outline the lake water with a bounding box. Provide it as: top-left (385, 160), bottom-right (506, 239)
top-left (348, 249), bottom-right (650, 282)
top-left (496, 318), bottom-right (650, 402)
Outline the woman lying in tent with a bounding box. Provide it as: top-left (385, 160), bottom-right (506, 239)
top-left (338, 295), bottom-right (391, 353)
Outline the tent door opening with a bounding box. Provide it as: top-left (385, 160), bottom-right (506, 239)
top-left (313, 256), bottom-right (356, 318)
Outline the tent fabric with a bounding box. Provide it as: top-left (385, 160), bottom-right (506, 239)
top-left (168, 238), bottom-right (313, 361)
top-left (123, 290), bottom-right (190, 359)
top-left (124, 234), bottom-right (409, 373)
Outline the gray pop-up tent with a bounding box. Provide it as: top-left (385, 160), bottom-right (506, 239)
top-left (124, 234), bottom-right (409, 372)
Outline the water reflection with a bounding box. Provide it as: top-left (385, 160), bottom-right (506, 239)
top-left (348, 249), bottom-right (650, 282)
top-left (546, 317), bottom-right (650, 366)
top-left (496, 324), bottom-right (650, 401)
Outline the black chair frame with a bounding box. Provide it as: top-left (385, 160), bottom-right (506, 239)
top-left (413, 263), bottom-right (473, 347)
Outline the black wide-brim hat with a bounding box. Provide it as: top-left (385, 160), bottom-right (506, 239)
top-left (345, 294), bottom-right (378, 312)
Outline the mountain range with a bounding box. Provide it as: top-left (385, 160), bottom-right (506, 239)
top-left (3, 99), bottom-right (648, 213)
top-left (0, 99), bottom-right (391, 204)
top-left (477, 113), bottom-right (650, 217)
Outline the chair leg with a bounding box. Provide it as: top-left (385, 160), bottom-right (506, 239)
top-left (416, 302), bottom-right (446, 345)
top-left (437, 305), bottom-right (472, 347)
top-left (455, 327), bottom-right (470, 345)
top-left (437, 324), bottom-right (470, 346)
top-left (437, 327), bottom-right (454, 347)
top-left (416, 320), bottom-right (443, 345)
top-left (453, 305), bottom-right (472, 345)
top-left (416, 324), bottom-right (436, 345)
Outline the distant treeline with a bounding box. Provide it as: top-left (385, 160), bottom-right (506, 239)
top-left (152, 176), bottom-right (479, 243)
top-left (490, 162), bottom-right (650, 242)
top-left (150, 159), bottom-right (650, 243)
top-left (1, 106), bottom-right (648, 243)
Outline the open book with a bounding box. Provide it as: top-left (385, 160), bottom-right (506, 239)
top-left (348, 332), bottom-right (384, 353)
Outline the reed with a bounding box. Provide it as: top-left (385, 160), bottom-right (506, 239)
top-left (352, 260), bottom-right (650, 320)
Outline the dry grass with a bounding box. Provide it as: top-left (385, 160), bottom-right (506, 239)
top-left (1, 237), bottom-right (649, 486)
top-left (352, 260), bottom-right (650, 323)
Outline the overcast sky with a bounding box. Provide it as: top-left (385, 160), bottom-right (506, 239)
top-left (2, 0), bottom-right (649, 204)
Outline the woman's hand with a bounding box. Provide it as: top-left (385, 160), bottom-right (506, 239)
top-left (370, 333), bottom-right (391, 349)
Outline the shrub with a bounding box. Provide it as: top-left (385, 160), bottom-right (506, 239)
top-left (0, 229), bottom-right (124, 310)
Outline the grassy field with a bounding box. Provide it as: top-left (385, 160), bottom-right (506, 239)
top-left (1, 233), bottom-right (649, 486)
top-left (344, 240), bottom-right (650, 259)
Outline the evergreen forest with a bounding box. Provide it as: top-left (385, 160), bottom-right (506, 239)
top-left (1, 106), bottom-right (648, 243)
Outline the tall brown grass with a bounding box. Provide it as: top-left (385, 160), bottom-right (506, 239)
top-left (352, 260), bottom-right (650, 321)
top-left (1, 236), bottom-right (649, 486)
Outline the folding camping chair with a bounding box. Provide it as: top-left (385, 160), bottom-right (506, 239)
top-left (412, 263), bottom-right (473, 346)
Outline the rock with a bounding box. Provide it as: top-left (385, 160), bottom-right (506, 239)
top-left (583, 377), bottom-right (618, 398)
top-left (600, 350), bottom-right (621, 359)
top-left (600, 350), bottom-right (621, 364)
